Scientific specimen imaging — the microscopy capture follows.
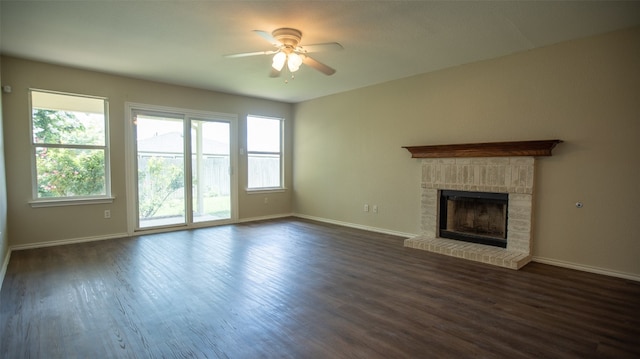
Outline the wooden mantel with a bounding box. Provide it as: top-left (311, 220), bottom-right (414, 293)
top-left (403, 140), bottom-right (562, 158)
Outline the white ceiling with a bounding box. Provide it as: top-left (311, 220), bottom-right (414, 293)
top-left (1, 1), bottom-right (639, 103)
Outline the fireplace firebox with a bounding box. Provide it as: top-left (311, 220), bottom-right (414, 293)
top-left (439, 190), bottom-right (508, 248)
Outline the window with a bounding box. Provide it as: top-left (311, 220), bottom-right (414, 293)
top-left (247, 115), bottom-right (283, 189)
top-left (30, 90), bottom-right (111, 204)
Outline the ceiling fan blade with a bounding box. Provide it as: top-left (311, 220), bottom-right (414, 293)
top-left (253, 30), bottom-right (280, 46)
top-left (224, 50), bottom-right (277, 58)
top-left (300, 42), bottom-right (343, 53)
top-left (302, 55), bottom-right (336, 76)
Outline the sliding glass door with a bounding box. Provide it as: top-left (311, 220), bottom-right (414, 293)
top-left (190, 119), bottom-right (231, 223)
top-left (130, 107), bottom-right (234, 230)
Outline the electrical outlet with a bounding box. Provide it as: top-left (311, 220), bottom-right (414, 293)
top-left (264, 197), bottom-right (269, 204)
top-left (364, 204), bottom-right (369, 212)
top-left (104, 210), bottom-right (111, 219)
top-left (373, 205), bottom-right (378, 213)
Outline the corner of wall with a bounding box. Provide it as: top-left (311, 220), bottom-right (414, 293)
top-left (0, 57), bottom-right (11, 289)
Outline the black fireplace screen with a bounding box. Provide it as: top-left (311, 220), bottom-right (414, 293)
top-left (439, 190), bottom-right (508, 248)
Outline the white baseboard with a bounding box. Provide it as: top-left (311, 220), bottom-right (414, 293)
top-left (293, 213), bottom-right (417, 238)
top-left (10, 232), bottom-right (130, 252)
top-left (0, 248), bottom-right (11, 291)
top-left (532, 256), bottom-right (640, 282)
top-left (236, 213), bottom-right (294, 223)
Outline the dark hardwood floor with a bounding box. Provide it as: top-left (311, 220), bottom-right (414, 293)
top-left (2, 218), bottom-right (639, 358)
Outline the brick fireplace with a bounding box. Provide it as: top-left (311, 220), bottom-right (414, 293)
top-left (402, 140), bottom-right (561, 270)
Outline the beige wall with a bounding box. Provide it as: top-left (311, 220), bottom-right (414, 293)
top-left (293, 26), bottom-right (640, 277)
top-left (1, 56), bottom-right (293, 247)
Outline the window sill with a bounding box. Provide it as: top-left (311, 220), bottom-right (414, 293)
top-left (29, 196), bottom-right (115, 208)
top-left (245, 188), bottom-right (287, 195)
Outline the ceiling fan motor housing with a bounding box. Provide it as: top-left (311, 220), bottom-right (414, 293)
top-left (272, 28), bottom-right (302, 50)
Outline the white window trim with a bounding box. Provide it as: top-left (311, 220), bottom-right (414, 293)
top-left (245, 188), bottom-right (287, 195)
top-left (29, 197), bottom-right (115, 208)
top-left (246, 115), bottom-right (285, 191)
top-left (29, 89), bottom-right (112, 207)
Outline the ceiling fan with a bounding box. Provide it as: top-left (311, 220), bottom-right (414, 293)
top-left (225, 28), bottom-right (343, 77)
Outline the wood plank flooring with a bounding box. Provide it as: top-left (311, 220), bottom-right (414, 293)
top-left (1, 218), bottom-right (639, 358)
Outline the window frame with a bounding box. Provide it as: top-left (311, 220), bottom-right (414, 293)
top-left (28, 89), bottom-right (113, 207)
top-left (246, 115), bottom-right (285, 192)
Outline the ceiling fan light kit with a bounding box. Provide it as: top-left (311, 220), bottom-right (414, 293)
top-left (226, 27), bottom-right (342, 78)
top-left (272, 51), bottom-right (287, 71)
top-left (286, 53), bottom-right (303, 72)
top-left (271, 51), bottom-right (303, 73)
